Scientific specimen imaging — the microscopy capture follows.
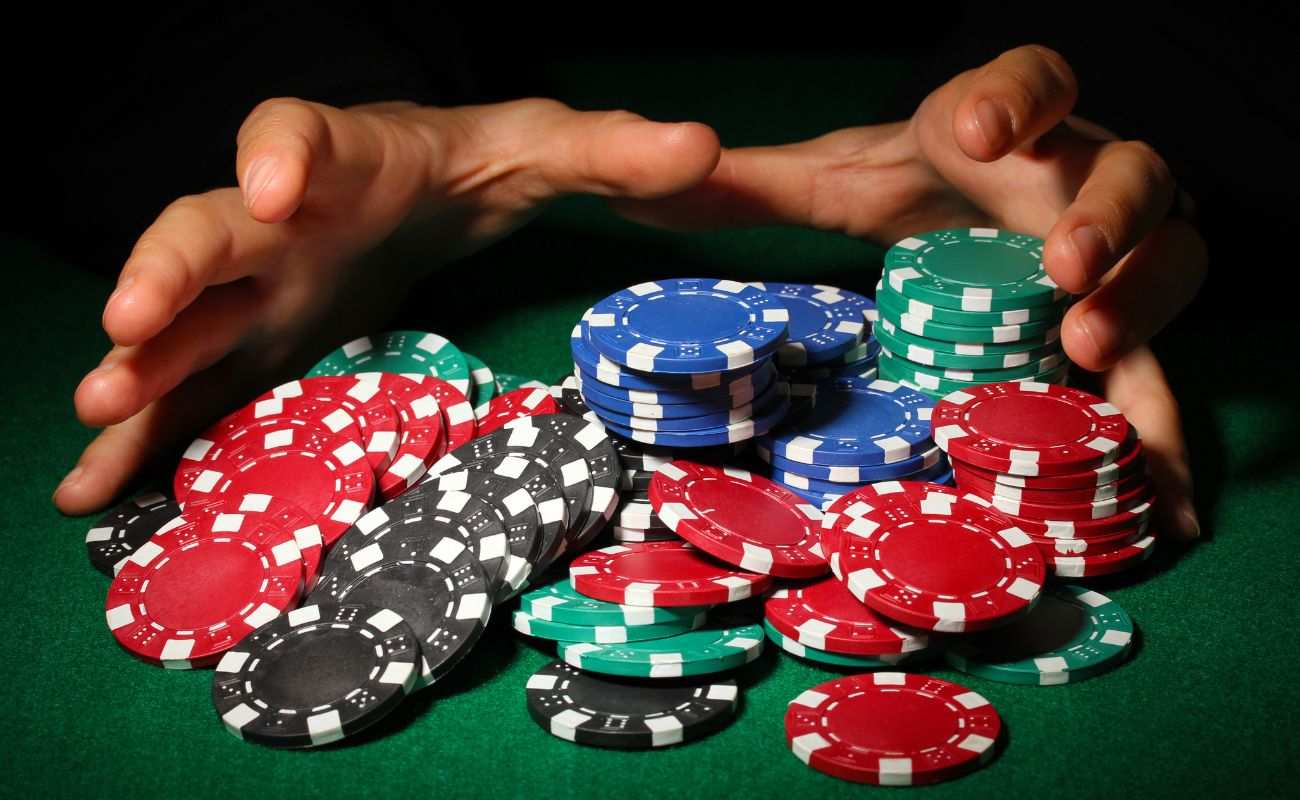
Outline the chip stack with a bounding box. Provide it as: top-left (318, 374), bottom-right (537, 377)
top-left (932, 382), bottom-right (1157, 577)
top-left (873, 228), bottom-right (1071, 400)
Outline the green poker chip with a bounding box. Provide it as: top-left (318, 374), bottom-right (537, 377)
top-left (943, 584), bottom-right (1134, 685)
top-left (306, 329), bottom-right (472, 395)
top-left (878, 317), bottom-right (1058, 356)
top-left (463, 352), bottom-right (496, 408)
top-left (557, 622), bottom-right (764, 678)
top-left (876, 292), bottom-right (1061, 344)
top-left (518, 580), bottom-right (708, 627)
top-left (512, 609), bottom-right (705, 644)
top-left (878, 344), bottom-right (1067, 383)
top-left (883, 228), bottom-right (1064, 311)
top-left (875, 281), bottom-right (1069, 327)
top-left (494, 372), bottom-right (548, 393)
top-left (762, 621), bottom-right (929, 669)
top-left (878, 351), bottom-right (1070, 395)
top-left (874, 322), bottom-right (1062, 371)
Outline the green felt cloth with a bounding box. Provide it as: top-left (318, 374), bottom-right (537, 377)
top-left (3, 51), bottom-right (1298, 800)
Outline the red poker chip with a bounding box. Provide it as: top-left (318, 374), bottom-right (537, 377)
top-left (932, 383), bottom-right (1131, 477)
top-left (649, 461), bottom-right (828, 578)
top-left (353, 373), bottom-right (446, 499)
top-left (569, 540), bottom-right (772, 607)
top-left (174, 418), bottom-right (373, 547)
top-left (414, 375), bottom-right (478, 456)
top-left (104, 508), bottom-right (304, 668)
top-left (954, 464), bottom-right (1149, 505)
top-left (955, 436), bottom-right (1146, 491)
top-left (1047, 534), bottom-right (1157, 578)
top-left (184, 493), bottom-right (326, 591)
top-left (785, 673), bottom-right (1001, 786)
top-left (1028, 519), bottom-right (1149, 556)
top-left (765, 577), bottom-right (929, 656)
top-left (964, 492), bottom-right (1156, 538)
top-left (966, 480), bottom-right (1152, 522)
top-left (836, 491), bottom-right (1045, 632)
top-left (474, 387), bottom-right (559, 436)
top-left (258, 376), bottom-right (402, 478)
top-left (821, 482), bottom-right (960, 579)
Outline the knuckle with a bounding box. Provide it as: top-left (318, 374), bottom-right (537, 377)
top-left (1122, 140), bottom-right (1174, 189)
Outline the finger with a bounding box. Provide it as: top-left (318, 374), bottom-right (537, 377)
top-left (103, 188), bottom-right (291, 346)
top-left (1097, 346), bottom-right (1199, 540)
top-left (79, 280), bottom-right (264, 427)
top-left (1060, 219), bottom-right (1207, 370)
top-left (949, 45), bottom-right (1079, 161)
top-left (1042, 139), bottom-right (1176, 292)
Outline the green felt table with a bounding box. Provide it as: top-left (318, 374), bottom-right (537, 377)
top-left (4, 51), bottom-right (1299, 800)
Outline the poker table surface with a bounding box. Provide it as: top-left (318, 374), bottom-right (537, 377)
top-left (4, 50), bottom-right (1299, 800)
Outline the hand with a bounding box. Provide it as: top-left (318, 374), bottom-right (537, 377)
top-left (55, 98), bottom-right (721, 514)
top-left (616, 45), bottom-right (1207, 540)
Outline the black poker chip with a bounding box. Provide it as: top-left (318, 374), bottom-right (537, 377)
top-left (212, 602), bottom-right (419, 749)
top-left (84, 490), bottom-right (180, 577)
top-left (525, 660), bottom-right (739, 749)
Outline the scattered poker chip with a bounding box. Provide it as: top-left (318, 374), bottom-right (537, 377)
top-left (525, 661), bottom-right (738, 749)
top-left (611, 526), bottom-right (680, 543)
top-left (306, 329), bottom-right (472, 395)
top-left (836, 487), bottom-right (1045, 632)
top-left (875, 283), bottom-right (1069, 327)
top-left (413, 376), bottom-right (478, 456)
top-left (505, 413), bottom-right (622, 546)
top-left (174, 418), bottom-right (373, 547)
top-left (512, 609), bottom-right (706, 643)
top-left (944, 585), bottom-right (1134, 685)
top-left (954, 463), bottom-right (1149, 504)
top-left (1047, 535), bottom-right (1157, 578)
top-left (474, 387), bottom-right (561, 436)
top-left (570, 541), bottom-right (773, 607)
top-left (185, 492), bottom-right (325, 592)
top-left (747, 282), bottom-right (871, 366)
top-left (883, 227), bottom-right (1062, 311)
top-left (760, 377), bottom-right (933, 466)
top-left (963, 492), bottom-right (1156, 538)
top-left (576, 367), bottom-right (776, 417)
top-left (873, 321), bottom-right (1063, 371)
top-left (586, 278), bottom-right (790, 373)
top-left (84, 490), bottom-right (180, 577)
top-left (464, 352), bottom-right (497, 410)
top-left (260, 376), bottom-right (402, 478)
top-left (785, 672), bottom-right (1001, 785)
top-left (650, 462), bottom-right (828, 578)
top-left (933, 382), bottom-right (1131, 477)
top-left (212, 602), bottom-right (418, 748)
top-left (963, 436), bottom-right (1148, 490)
top-left (105, 508), bottom-right (304, 668)
top-left (558, 620), bottom-right (765, 678)
top-left (348, 372), bottom-right (446, 498)
top-left (764, 578), bottom-right (928, 656)
top-left (310, 530), bottom-right (492, 688)
top-left (219, 388), bottom-right (369, 469)
top-left (762, 621), bottom-right (929, 669)
top-left (598, 387), bottom-right (790, 448)
top-left (494, 372), bottom-right (549, 393)
top-left (519, 579), bottom-right (708, 628)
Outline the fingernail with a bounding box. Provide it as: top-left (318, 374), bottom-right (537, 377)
top-left (243, 157), bottom-right (276, 210)
top-left (1178, 502), bottom-right (1201, 539)
top-left (1068, 225), bottom-right (1109, 275)
top-left (1077, 308), bottom-right (1121, 363)
top-left (55, 466), bottom-right (84, 497)
top-left (973, 99), bottom-right (1011, 153)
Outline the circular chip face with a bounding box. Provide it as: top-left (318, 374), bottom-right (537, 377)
top-left (747, 282), bottom-right (870, 366)
top-left (762, 621), bottom-right (928, 670)
top-left (412, 375), bottom-right (477, 456)
top-left (558, 621), bottom-right (765, 678)
top-left (346, 372), bottom-right (446, 498)
top-left (883, 227), bottom-right (1062, 311)
top-left (106, 509), bottom-right (304, 668)
top-left (570, 541), bottom-right (772, 607)
top-left (650, 462), bottom-right (828, 578)
top-left (463, 352), bottom-right (497, 410)
top-left (512, 609), bottom-right (705, 644)
top-left (212, 602), bottom-right (417, 748)
top-left (519, 579), bottom-right (707, 628)
top-left (259, 376), bottom-right (402, 479)
top-left (759, 377), bottom-right (933, 466)
top-left (598, 387), bottom-right (790, 448)
top-left (944, 584), bottom-right (1134, 685)
top-left (85, 491), bottom-right (180, 577)
top-left (1046, 535), bottom-right (1157, 578)
top-left (764, 578), bottom-right (928, 656)
top-left (307, 329), bottom-right (471, 395)
top-left (185, 493), bottom-right (325, 592)
top-left (836, 489), bottom-right (1045, 632)
top-left (873, 321), bottom-right (1063, 371)
top-left (586, 278), bottom-right (791, 373)
top-left (525, 661), bottom-right (738, 749)
top-left (174, 419), bottom-right (373, 547)
top-left (474, 387), bottom-right (560, 436)
top-left (876, 283), bottom-right (1069, 327)
top-left (785, 672), bottom-right (1001, 785)
top-left (933, 382), bottom-right (1131, 477)
top-left (571, 315), bottom-right (768, 392)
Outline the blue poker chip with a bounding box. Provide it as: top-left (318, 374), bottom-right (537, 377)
top-left (575, 361), bottom-right (778, 412)
top-left (594, 385), bottom-right (791, 447)
top-left (570, 317), bottom-right (764, 391)
top-left (757, 376), bottom-right (933, 467)
top-left (757, 442), bottom-right (943, 483)
top-left (582, 378), bottom-right (783, 432)
top-left (780, 482), bottom-right (845, 511)
top-left (748, 282), bottom-right (871, 367)
top-left (770, 455), bottom-right (951, 496)
top-left (585, 279), bottom-right (791, 373)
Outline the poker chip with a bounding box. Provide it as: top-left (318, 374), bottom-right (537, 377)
top-left (971, 481), bottom-right (1152, 521)
top-left (307, 329), bottom-right (472, 395)
top-left (932, 383), bottom-right (1131, 477)
top-left (747, 282), bottom-right (871, 366)
top-left (1047, 535), bottom-right (1157, 578)
top-left (105, 508), bottom-right (304, 668)
top-left (519, 578), bottom-right (708, 628)
top-left (570, 541), bottom-right (772, 607)
top-left (873, 320), bottom-right (1063, 371)
top-left (494, 372), bottom-right (548, 393)
top-left (880, 345), bottom-right (1066, 383)
top-left (571, 317), bottom-right (768, 391)
top-left (578, 375), bottom-right (778, 427)
top-left (474, 387), bottom-right (560, 436)
top-left (558, 620), bottom-right (765, 678)
top-left (650, 462), bottom-right (828, 578)
top-left (1027, 520), bottom-right (1150, 556)
top-left (505, 413), bottom-right (622, 546)
top-left (525, 661), bottom-right (738, 749)
top-left (414, 376), bottom-right (478, 455)
top-left (945, 585), bottom-right (1134, 685)
top-left (212, 602), bottom-right (418, 748)
top-left (310, 529), bottom-right (492, 688)
top-left (259, 376), bottom-right (402, 478)
top-left (597, 387), bottom-right (790, 448)
top-left (464, 351), bottom-right (497, 410)
top-left (84, 490), bottom-right (180, 577)
top-left (185, 492), bottom-right (325, 592)
top-left (880, 350), bottom-right (1069, 397)
top-left (954, 463), bottom-right (1149, 504)
top-left (759, 377), bottom-right (932, 466)
top-left (348, 372), bottom-right (446, 498)
top-left (878, 300), bottom-right (1061, 344)
top-left (512, 609), bottom-right (706, 643)
top-left (785, 672), bottom-right (1001, 785)
top-left (586, 279), bottom-right (790, 373)
top-left (762, 621), bottom-right (929, 669)
top-left (883, 227), bottom-right (1062, 311)
top-left (770, 456), bottom-right (951, 497)
top-left (835, 487), bottom-right (1045, 632)
top-left (611, 526), bottom-right (680, 543)
top-left (619, 468), bottom-right (654, 492)
top-left (963, 492), bottom-right (1156, 538)
top-left (876, 285), bottom-right (1069, 327)
top-left (963, 436), bottom-right (1148, 490)
top-left (576, 361), bottom-right (777, 409)
top-left (763, 578), bottom-right (929, 656)
top-left (614, 497), bottom-right (663, 530)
